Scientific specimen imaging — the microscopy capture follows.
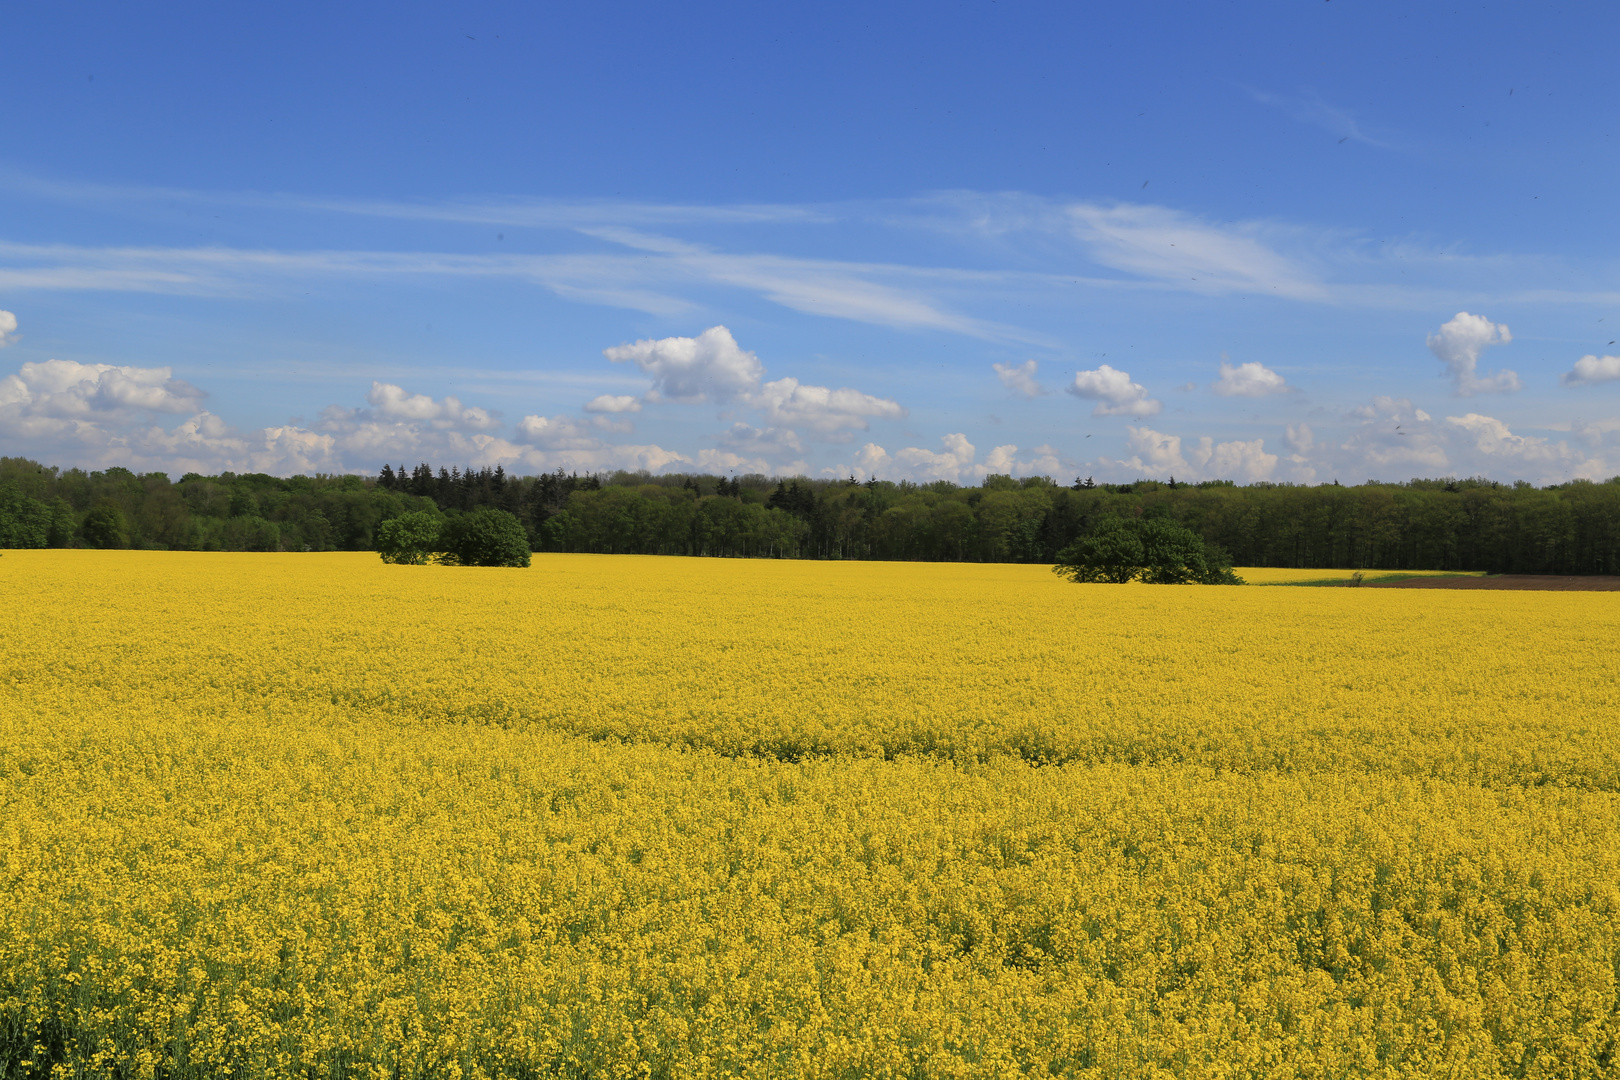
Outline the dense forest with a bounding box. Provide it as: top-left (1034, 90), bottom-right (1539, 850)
top-left (3, 455), bottom-right (1619, 573)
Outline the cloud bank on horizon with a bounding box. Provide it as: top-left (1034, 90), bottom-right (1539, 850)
top-left (2, 307), bottom-right (1615, 487)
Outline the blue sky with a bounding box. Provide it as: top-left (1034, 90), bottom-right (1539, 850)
top-left (2, 0), bottom-right (1618, 483)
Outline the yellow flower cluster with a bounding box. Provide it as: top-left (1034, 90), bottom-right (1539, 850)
top-left (1, 551), bottom-right (1616, 1078)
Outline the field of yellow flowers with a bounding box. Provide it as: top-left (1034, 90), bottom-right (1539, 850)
top-left (2, 551), bottom-right (1617, 1078)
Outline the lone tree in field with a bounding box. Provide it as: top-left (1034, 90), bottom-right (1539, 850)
top-left (376, 511), bottom-right (443, 565)
top-left (377, 508), bottom-right (530, 567)
top-left (439, 508), bottom-right (532, 568)
top-left (1053, 515), bottom-right (1243, 585)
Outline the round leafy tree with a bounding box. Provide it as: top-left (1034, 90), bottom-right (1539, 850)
top-left (80, 502), bottom-right (130, 550)
top-left (1054, 515), bottom-right (1242, 585)
top-left (376, 511), bottom-right (443, 565)
top-left (439, 508), bottom-right (531, 568)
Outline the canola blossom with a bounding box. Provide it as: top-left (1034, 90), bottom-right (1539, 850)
top-left (2, 551), bottom-right (1617, 1078)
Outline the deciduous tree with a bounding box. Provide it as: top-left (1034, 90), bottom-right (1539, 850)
top-left (80, 502), bottom-right (130, 550)
top-left (1054, 516), bottom-right (1243, 584)
top-left (376, 511), bottom-right (443, 565)
top-left (438, 508), bottom-right (531, 568)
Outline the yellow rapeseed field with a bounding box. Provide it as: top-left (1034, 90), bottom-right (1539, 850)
top-left (1, 551), bottom-right (1617, 1078)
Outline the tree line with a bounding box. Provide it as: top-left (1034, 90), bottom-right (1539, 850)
top-left (0, 458), bottom-right (436, 553)
top-left (4, 455), bottom-right (1619, 573)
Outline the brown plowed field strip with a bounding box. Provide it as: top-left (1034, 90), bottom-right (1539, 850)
top-left (1368, 575), bottom-right (1620, 591)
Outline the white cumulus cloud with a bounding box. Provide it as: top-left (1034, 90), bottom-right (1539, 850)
top-left (842, 433), bottom-right (980, 482)
top-left (518, 442), bottom-right (692, 475)
top-left (1102, 426), bottom-right (1278, 482)
top-left (0, 359), bottom-right (206, 419)
top-left (750, 376), bottom-right (904, 435)
top-left (694, 448), bottom-right (773, 474)
top-left (1213, 360), bottom-right (1289, 397)
top-left (852, 435), bottom-right (1059, 483)
top-left (1427, 312), bottom-right (1520, 397)
top-left (719, 422), bottom-right (806, 459)
top-left (1119, 427), bottom-right (1189, 473)
top-left (597, 325), bottom-right (903, 443)
top-left (143, 416), bottom-right (348, 477)
top-left (365, 381), bottom-right (500, 431)
top-left (0, 310), bottom-right (16, 348)
top-left (977, 443), bottom-right (1065, 478)
top-left (1067, 364), bottom-right (1162, 417)
top-left (1291, 397), bottom-right (1616, 483)
top-left (1562, 354), bottom-right (1620, 387)
top-left (1443, 413), bottom-right (1605, 478)
top-left (892, 433), bottom-right (977, 482)
top-left (0, 355), bottom-right (707, 477)
top-left (508, 412), bottom-right (692, 474)
top-left (992, 359), bottom-right (1045, 397)
top-left (852, 442), bottom-right (891, 476)
top-left (515, 414), bottom-right (605, 451)
top-left (603, 325), bottom-right (764, 403)
top-left (1334, 396), bottom-right (1450, 471)
top-left (1197, 437), bottom-right (1278, 481)
top-left (583, 394), bottom-right (643, 413)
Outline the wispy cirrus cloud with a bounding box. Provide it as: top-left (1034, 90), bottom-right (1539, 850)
top-left (0, 171), bottom-right (1361, 311)
top-left (1242, 86), bottom-right (1392, 148)
top-left (290, 196), bottom-right (830, 229)
top-left (1064, 202), bottom-right (1327, 300)
top-left (0, 168), bottom-right (831, 228)
top-left (580, 227), bottom-right (1031, 338)
top-left (0, 231), bottom-right (1033, 339)
top-left (5, 172), bottom-right (1619, 340)
top-left (889, 191), bottom-right (1349, 302)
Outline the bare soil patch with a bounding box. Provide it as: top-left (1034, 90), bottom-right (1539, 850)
top-left (1367, 575), bottom-right (1620, 591)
